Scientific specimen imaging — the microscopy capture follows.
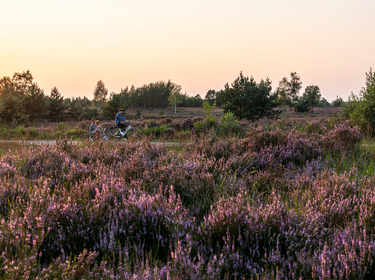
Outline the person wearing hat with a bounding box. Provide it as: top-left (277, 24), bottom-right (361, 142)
top-left (115, 108), bottom-right (128, 135)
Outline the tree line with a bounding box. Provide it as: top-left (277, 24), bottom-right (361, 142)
top-left (203, 71), bottom-right (337, 120)
top-left (0, 71), bottom-right (204, 125)
top-left (0, 70), bottom-right (337, 126)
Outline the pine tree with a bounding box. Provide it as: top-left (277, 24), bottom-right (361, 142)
top-left (220, 73), bottom-right (280, 120)
top-left (24, 83), bottom-right (48, 123)
top-left (102, 93), bottom-right (127, 119)
top-left (47, 86), bottom-right (66, 121)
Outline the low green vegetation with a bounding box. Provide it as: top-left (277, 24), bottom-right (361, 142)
top-left (343, 68), bottom-right (375, 134)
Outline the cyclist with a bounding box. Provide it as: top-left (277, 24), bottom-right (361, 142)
top-left (115, 108), bottom-right (128, 136)
top-left (89, 118), bottom-right (97, 141)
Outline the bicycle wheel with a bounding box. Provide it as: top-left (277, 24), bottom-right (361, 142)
top-left (108, 126), bottom-right (122, 140)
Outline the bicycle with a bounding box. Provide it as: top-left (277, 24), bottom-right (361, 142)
top-left (107, 122), bottom-right (142, 141)
top-left (89, 126), bottom-right (108, 142)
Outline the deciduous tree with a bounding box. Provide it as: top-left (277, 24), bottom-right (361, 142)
top-left (93, 80), bottom-right (108, 109)
top-left (167, 82), bottom-right (183, 114)
top-left (304, 85), bottom-right (321, 109)
top-left (12, 70), bottom-right (33, 93)
top-left (205, 90), bottom-right (217, 106)
top-left (276, 72), bottom-right (302, 107)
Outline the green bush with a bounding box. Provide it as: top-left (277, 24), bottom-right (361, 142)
top-left (343, 69), bottom-right (375, 135)
top-left (27, 128), bottom-right (39, 138)
top-left (57, 122), bottom-right (67, 131)
top-left (193, 121), bottom-right (206, 132)
top-left (294, 96), bottom-right (311, 112)
top-left (135, 109), bottom-right (141, 118)
top-left (143, 125), bottom-right (168, 137)
top-left (0, 128), bottom-right (7, 138)
top-left (66, 129), bottom-right (85, 139)
top-left (54, 131), bottom-right (64, 139)
top-left (219, 111), bottom-right (243, 136)
top-left (305, 122), bottom-right (322, 135)
top-left (193, 102), bottom-right (217, 133)
top-left (16, 125), bottom-right (25, 136)
top-left (178, 130), bottom-right (191, 138)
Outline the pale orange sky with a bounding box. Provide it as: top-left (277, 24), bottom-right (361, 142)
top-left (1, 0), bottom-right (374, 101)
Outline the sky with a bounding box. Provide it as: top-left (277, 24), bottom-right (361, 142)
top-left (1, 0), bottom-right (374, 102)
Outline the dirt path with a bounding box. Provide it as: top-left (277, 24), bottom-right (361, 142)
top-left (0, 139), bottom-right (184, 147)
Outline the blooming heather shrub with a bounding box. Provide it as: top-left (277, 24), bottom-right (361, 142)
top-left (185, 137), bottom-right (237, 161)
top-left (0, 181), bottom-right (49, 279)
top-left (257, 134), bottom-right (322, 168)
top-left (182, 118), bottom-right (194, 130)
top-left (358, 179), bottom-right (375, 230)
top-left (139, 152), bottom-right (217, 217)
top-left (246, 127), bottom-right (290, 151)
top-left (311, 226), bottom-right (375, 280)
top-left (215, 150), bottom-right (259, 177)
top-left (0, 121), bottom-right (374, 279)
top-left (0, 161), bottom-right (18, 178)
top-left (308, 171), bottom-right (360, 228)
top-left (244, 169), bottom-right (285, 194)
top-left (197, 192), bottom-right (292, 276)
top-left (1, 144), bottom-right (90, 186)
top-left (187, 128), bottom-right (321, 165)
top-left (305, 120), bottom-right (323, 135)
top-left (94, 186), bottom-right (192, 261)
top-left (39, 182), bottom-right (191, 263)
top-left (0, 176), bottom-right (29, 217)
top-left (320, 121), bottom-right (361, 154)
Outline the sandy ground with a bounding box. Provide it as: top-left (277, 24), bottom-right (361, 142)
top-left (0, 139), bottom-right (183, 147)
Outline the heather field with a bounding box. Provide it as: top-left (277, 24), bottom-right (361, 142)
top-left (1, 118), bottom-right (375, 279)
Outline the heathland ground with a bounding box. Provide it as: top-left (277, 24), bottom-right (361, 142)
top-left (1, 107), bottom-right (375, 279)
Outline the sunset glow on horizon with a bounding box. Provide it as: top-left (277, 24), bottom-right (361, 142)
top-left (1, 0), bottom-right (374, 101)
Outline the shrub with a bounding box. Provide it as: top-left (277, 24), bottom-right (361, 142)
top-left (143, 125), bottom-right (169, 137)
top-left (294, 95), bottom-right (311, 112)
top-left (27, 127), bottom-right (39, 138)
top-left (182, 118), bottom-right (193, 130)
top-left (57, 122), bottom-right (67, 131)
top-left (135, 108), bottom-right (141, 118)
top-left (343, 69), bottom-right (375, 135)
top-left (193, 121), bottom-right (206, 132)
top-left (66, 128), bottom-right (85, 139)
top-left (0, 128), bottom-right (7, 138)
top-left (320, 121), bottom-right (361, 154)
top-left (219, 111), bottom-right (243, 136)
top-left (178, 130), bottom-right (191, 139)
top-left (0, 124), bottom-right (374, 278)
top-left (16, 125), bottom-right (25, 136)
top-left (161, 117), bottom-right (172, 125)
